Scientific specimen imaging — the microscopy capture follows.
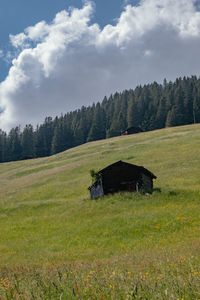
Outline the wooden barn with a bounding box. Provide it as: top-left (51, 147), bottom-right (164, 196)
top-left (121, 127), bottom-right (143, 135)
top-left (88, 160), bottom-right (156, 199)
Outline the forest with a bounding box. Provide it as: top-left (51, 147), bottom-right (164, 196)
top-left (0, 75), bottom-right (200, 163)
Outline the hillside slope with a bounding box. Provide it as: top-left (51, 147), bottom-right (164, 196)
top-left (0, 124), bottom-right (200, 298)
top-left (0, 124), bottom-right (199, 264)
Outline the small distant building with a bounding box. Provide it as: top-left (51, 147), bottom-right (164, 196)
top-left (88, 160), bottom-right (156, 199)
top-left (121, 127), bottom-right (143, 135)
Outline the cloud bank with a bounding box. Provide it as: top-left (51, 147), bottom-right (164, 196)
top-left (1, 0), bottom-right (200, 130)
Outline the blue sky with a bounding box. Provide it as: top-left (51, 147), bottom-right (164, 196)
top-left (0, 0), bottom-right (138, 81)
top-left (0, 0), bottom-right (200, 130)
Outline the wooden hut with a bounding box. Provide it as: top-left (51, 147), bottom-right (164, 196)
top-left (121, 127), bottom-right (143, 135)
top-left (88, 160), bottom-right (156, 199)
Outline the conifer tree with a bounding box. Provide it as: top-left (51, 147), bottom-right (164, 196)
top-left (87, 103), bottom-right (106, 141)
top-left (51, 122), bottom-right (64, 154)
top-left (8, 127), bottom-right (22, 161)
top-left (0, 130), bottom-right (7, 162)
top-left (193, 95), bottom-right (200, 123)
top-left (21, 124), bottom-right (35, 159)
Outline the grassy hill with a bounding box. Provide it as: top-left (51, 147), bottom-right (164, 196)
top-left (0, 124), bottom-right (200, 299)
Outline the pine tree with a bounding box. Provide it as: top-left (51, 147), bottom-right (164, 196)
top-left (51, 122), bottom-right (64, 155)
top-left (21, 124), bottom-right (35, 159)
top-left (155, 97), bottom-right (166, 129)
top-left (87, 103), bottom-right (106, 141)
top-left (8, 127), bottom-right (22, 161)
top-left (165, 107), bottom-right (176, 127)
top-left (43, 117), bottom-right (54, 156)
top-left (0, 130), bottom-right (7, 162)
top-left (193, 95), bottom-right (200, 123)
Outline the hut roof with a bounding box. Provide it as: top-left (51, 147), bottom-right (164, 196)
top-left (98, 160), bottom-right (157, 179)
top-left (121, 127), bottom-right (143, 134)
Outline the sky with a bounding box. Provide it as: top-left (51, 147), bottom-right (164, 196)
top-left (0, 0), bottom-right (200, 131)
top-left (0, 0), bottom-right (134, 81)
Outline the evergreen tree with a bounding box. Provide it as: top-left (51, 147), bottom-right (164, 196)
top-left (8, 127), bottom-right (22, 161)
top-left (43, 117), bottom-right (54, 156)
top-left (51, 121), bottom-right (64, 154)
top-left (155, 97), bottom-right (166, 129)
top-left (193, 94), bottom-right (200, 123)
top-left (165, 107), bottom-right (176, 127)
top-left (35, 125), bottom-right (47, 158)
top-left (87, 103), bottom-right (106, 141)
top-left (21, 124), bottom-right (35, 159)
top-left (0, 130), bottom-right (7, 162)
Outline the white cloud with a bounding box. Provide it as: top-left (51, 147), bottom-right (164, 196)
top-left (25, 21), bottom-right (50, 42)
top-left (1, 0), bottom-right (200, 131)
top-left (9, 32), bottom-right (28, 48)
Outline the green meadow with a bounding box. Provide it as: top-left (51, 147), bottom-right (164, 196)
top-left (0, 124), bottom-right (200, 299)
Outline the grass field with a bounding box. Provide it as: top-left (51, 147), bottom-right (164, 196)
top-left (0, 124), bottom-right (200, 299)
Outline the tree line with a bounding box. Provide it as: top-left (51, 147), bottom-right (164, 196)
top-left (0, 75), bottom-right (200, 163)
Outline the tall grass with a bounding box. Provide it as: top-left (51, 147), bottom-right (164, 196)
top-left (0, 124), bottom-right (200, 298)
